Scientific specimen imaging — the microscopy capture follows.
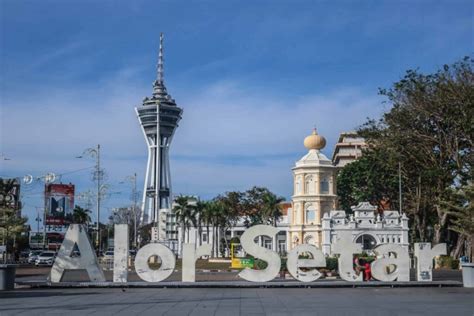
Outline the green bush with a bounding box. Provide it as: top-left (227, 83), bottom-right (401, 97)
top-left (437, 256), bottom-right (459, 269)
top-left (280, 258), bottom-right (287, 272)
top-left (451, 259), bottom-right (460, 269)
top-left (255, 259), bottom-right (268, 270)
top-left (358, 256), bottom-right (376, 263)
top-left (326, 257), bottom-right (338, 271)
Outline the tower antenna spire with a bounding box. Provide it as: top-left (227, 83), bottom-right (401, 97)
top-left (157, 32), bottom-right (164, 83)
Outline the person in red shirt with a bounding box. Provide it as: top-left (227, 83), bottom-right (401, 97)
top-left (364, 262), bottom-right (372, 281)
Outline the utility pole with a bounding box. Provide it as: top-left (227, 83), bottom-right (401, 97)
top-left (132, 172), bottom-right (138, 249)
top-left (77, 144), bottom-right (103, 254)
top-left (96, 144), bottom-right (101, 253)
top-left (35, 207), bottom-right (43, 247)
top-left (122, 173), bottom-right (139, 249)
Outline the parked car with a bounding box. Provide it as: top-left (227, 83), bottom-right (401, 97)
top-left (103, 250), bottom-right (114, 260)
top-left (19, 251), bottom-right (30, 263)
top-left (28, 250), bottom-right (42, 264)
top-left (35, 251), bottom-right (56, 266)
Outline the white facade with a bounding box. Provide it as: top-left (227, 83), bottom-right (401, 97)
top-left (331, 132), bottom-right (367, 168)
top-left (322, 202), bottom-right (409, 255)
top-left (177, 210), bottom-right (291, 257)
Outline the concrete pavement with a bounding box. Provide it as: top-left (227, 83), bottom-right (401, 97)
top-left (1, 287), bottom-right (473, 315)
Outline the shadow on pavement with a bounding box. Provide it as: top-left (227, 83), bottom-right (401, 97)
top-left (0, 290), bottom-right (100, 299)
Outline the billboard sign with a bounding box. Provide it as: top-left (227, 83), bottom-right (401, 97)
top-left (45, 183), bottom-right (75, 225)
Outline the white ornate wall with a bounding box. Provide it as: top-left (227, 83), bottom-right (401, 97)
top-left (321, 202), bottom-right (409, 255)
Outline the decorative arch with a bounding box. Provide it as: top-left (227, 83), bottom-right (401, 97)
top-left (353, 232), bottom-right (380, 251)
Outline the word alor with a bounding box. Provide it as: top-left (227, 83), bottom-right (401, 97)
top-left (50, 224), bottom-right (446, 283)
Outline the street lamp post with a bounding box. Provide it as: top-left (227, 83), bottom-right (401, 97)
top-left (35, 207), bottom-right (42, 235)
top-left (132, 173), bottom-right (138, 249)
top-left (122, 173), bottom-right (139, 249)
top-left (77, 144), bottom-right (103, 253)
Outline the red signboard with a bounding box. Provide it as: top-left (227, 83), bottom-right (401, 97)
top-left (45, 183), bottom-right (75, 225)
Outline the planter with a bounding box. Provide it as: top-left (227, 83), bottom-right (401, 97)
top-left (461, 263), bottom-right (474, 288)
top-left (0, 264), bottom-right (17, 291)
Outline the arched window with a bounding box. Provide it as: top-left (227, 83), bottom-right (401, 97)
top-left (320, 177), bottom-right (329, 193)
top-left (355, 234), bottom-right (377, 251)
top-left (294, 204), bottom-right (300, 224)
top-left (305, 205), bottom-right (316, 223)
top-left (295, 179), bottom-right (301, 194)
top-left (305, 175), bottom-right (314, 194)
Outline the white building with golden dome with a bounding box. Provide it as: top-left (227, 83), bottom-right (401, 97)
top-left (289, 129), bottom-right (338, 250)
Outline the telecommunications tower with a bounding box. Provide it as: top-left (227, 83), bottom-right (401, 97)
top-left (136, 33), bottom-right (183, 230)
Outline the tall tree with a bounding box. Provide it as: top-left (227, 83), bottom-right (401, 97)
top-left (442, 184), bottom-right (474, 261)
top-left (359, 56), bottom-right (473, 245)
top-left (336, 149), bottom-right (399, 213)
top-left (0, 178), bottom-right (27, 258)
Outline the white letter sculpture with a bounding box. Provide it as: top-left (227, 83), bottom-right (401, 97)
top-left (113, 224), bottom-right (129, 283)
top-left (287, 244), bottom-right (326, 282)
top-left (182, 243), bottom-right (212, 282)
top-left (414, 243), bottom-right (446, 281)
top-left (238, 225), bottom-right (281, 282)
top-left (371, 244), bottom-right (410, 282)
top-left (135, 243), bottom-right (176, 282)
top-left (50, 224), bottom-right (105, 282)
top-left (332, 232), bottom-right (363, 282)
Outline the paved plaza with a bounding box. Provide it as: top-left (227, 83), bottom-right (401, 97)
top-left (1, 287), bottom-right (473, 316)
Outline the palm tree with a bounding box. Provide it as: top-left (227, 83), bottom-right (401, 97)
top-left (72, 205), bottom-right (92, 225)
top-left (262, 192), bottom-right (285, 252)
top-left (202, 200), bottom-right (224, 257)
top-left (262, 192), bottom-right (285, 227)
top-left (194, 201), bottom-right (206, 246)
top-left (201, 201), bottom-right (214, 249)
top-left (173, 195), bottom-right (195, 249)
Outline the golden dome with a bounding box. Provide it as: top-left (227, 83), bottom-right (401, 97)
top-left (304, 128), bottom-right (326, 150)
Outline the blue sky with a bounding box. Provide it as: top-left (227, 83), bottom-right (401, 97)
top-left (1, 1), bottom-right (473, 228)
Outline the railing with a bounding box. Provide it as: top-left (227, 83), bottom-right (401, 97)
top-left (99, 257), bottom-right (135, 271)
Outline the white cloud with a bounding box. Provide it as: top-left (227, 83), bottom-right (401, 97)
top-left (1, 70), bottom-right (385, 224)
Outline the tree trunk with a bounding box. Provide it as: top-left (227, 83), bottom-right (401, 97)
top-left (469, 235), bottom-right (474, 263)
top-left (450, 235), bottom-right (466, 259)
top-left (434, 205), bottom-right (448, 244)
top-left (180, 222), bottom-right (185, 255)
top-left (211, 226), bottom-right (215, 257)
top-left (198, 218), bottom-right (202, 246)
top-left (223, 228), bottom-right (229, 257)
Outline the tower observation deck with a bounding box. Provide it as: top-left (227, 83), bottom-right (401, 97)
top-left (136, 33), bottom-right (183, 227)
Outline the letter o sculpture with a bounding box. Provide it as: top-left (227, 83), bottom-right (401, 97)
top-left (135, 243), bottom-right (176, 282)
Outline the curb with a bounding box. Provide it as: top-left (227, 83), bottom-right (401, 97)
top-left (16, 280), bottom-right (463, 289)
